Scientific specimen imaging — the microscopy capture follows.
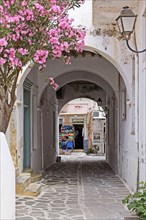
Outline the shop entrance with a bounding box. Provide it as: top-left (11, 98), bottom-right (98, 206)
top-left (74, 124), bottom-right (83, 149)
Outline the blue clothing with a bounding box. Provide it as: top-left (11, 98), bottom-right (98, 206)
top-left (61, 141), bottom-right (66, 150)
top-left (66, 141), bottom-right (74, 150)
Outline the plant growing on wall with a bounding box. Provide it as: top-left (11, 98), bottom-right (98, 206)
top-left (122, 182), bottom-right (146, 220)
top-left (0, 0), bottom-right (85, 133)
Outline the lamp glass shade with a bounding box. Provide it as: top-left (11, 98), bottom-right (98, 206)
top-left (116, 6), bottom-right (137, 37)
top-left (122, 16), bottom-right (136, 34)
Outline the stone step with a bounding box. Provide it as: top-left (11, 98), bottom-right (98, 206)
top-left (23, 183), bottom-right (41, 197)
top-left (23, 168), bottom-right (33, 174)
top-left (31, 173), bottom-right (42, 183)
top-left (16, 170), bottom-right (42, 197)
top-left (16, 174), bottom-right (31, 194)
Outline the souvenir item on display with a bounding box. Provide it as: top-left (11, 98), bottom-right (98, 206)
top-left (59, 125), bottom-right (74, 150)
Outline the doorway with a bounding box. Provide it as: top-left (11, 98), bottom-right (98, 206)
top-left (23, 88), bottom-right (31, 169)
top-left (74, 124), bottom-right (83, 149)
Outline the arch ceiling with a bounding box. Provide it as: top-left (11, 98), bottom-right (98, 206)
top-left (17, 50), bottom-right (128, 103)
top-left (37, 51), bottom-right (127, 103)
top-left (56, 81), bottom-right (106, 112)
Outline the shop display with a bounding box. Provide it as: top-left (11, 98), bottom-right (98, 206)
top-left (60, 125), bottom-right (74, 151)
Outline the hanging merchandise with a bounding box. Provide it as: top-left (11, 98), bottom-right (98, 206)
top-left (60, 125), bottom-right (74, 151)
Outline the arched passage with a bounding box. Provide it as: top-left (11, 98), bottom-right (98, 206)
top-left (40, 72), bottom-right (118, 175)
top-left (16, 50), bottom-right (137, 191)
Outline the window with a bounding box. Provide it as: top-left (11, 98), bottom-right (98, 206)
top-left (59, 118), bottom-right (63, 125)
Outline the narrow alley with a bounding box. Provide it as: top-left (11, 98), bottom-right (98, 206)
top-left (16, 153), bottom-right (131, 220)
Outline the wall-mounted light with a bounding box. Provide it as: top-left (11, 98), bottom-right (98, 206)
top-left (97, 98), bottom-right (102, 107)
top-left (116, 6), bottom-right (146, 53)
top-left (97, 98), bottom-right (108, 113)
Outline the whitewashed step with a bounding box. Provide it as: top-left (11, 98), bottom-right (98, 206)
top-left (23, 183), bottom-right (41, 197)
top-left (31, 173), bottom-right (42, 183)
top-left (16, 174), bottom-right (31, 194)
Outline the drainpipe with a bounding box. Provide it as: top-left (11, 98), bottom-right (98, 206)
top-left (133, 32), bottom-right (139, 191)
top-left (117, 74), bottom-right (120, 176)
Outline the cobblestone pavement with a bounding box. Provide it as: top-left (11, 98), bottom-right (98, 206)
top-left (16, 152), bottom-right (131, 220)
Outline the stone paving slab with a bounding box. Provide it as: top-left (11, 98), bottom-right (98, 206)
top-left (16, 153), bottom-right (131, 220)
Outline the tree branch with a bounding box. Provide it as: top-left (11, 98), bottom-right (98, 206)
top-left (10, 72), bottom-right (19, 109)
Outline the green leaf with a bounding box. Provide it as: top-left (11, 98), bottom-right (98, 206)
top-left (122, 198), bottom-right (129, 204)
top-left (127, 202), bottom-right (137, 211)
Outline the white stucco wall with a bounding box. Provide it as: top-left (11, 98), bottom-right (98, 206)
top-left (16, 70), bottom-right (43, 172)
top-left (118, 77), bottom-right (138, 191)
top-left (135, 1), bottom-right (146, 182)
top-left (0, 133), bottom-right (15, 220)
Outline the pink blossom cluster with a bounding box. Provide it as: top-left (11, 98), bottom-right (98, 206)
top-left (48, 77), bottom-right (59, 90)
top-left (0, 37), bottom-right (7, 47)
top-left (34, 50), bottom-right (48, 64)
top-left (3, 48), bottom-right (23, 67)
top-left (0, 0), bottom-right (85, 89)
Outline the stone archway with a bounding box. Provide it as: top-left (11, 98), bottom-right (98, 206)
top-left (40, 70), bottom-right (118, 173)
top-left (15, 49), bottom-right (137, 191)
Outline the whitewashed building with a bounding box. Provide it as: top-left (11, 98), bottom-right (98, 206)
top-left (2, 0), bottom-right (146, 194)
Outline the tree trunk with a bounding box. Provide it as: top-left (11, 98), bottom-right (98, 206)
top-left (0, 69), bottom-right (18, 134)
top-left (0, 100), bottom-right (12, 133)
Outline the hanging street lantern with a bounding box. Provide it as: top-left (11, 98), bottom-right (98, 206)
top-left (116, 6), bottom-right (137, 39)
top-left (116, 6), bottom-right (146, 53)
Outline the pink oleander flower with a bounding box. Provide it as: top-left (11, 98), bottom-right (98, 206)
top-left (0, 57), bottom-right (6, 65)
top-left (60, 22), bottom-right (68, 29)
top-left (50, 0), bottom-right (56, 4)
top-left (10, 57), bottom-right (22, 67)
top-left (18, 48), bottom-right (28, 55)
top-left (33, 2), bottom-right (44, 14)
top-left (34, 50), bottom-right (48, 64)
top-left (0, 47), bottom-right (3, 53)
top-left (0, 5), bottom-right (3, 12)
top-left (22, 0), bottom-right (27, 6)
top-left (9, 48), bottom-right (16, 58)
top-left (28, 39), bottom-right (32, 45)
top-left (0, 37), bottom-right (7, 47)
top-left (64, 56), bottom-right (71, 65)
top-left (48, 77), bottom-right (54, 85)
top-left (51, 5), bottom-right (61, 13)
top-left (52, 83), bottom-right (59, 90)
